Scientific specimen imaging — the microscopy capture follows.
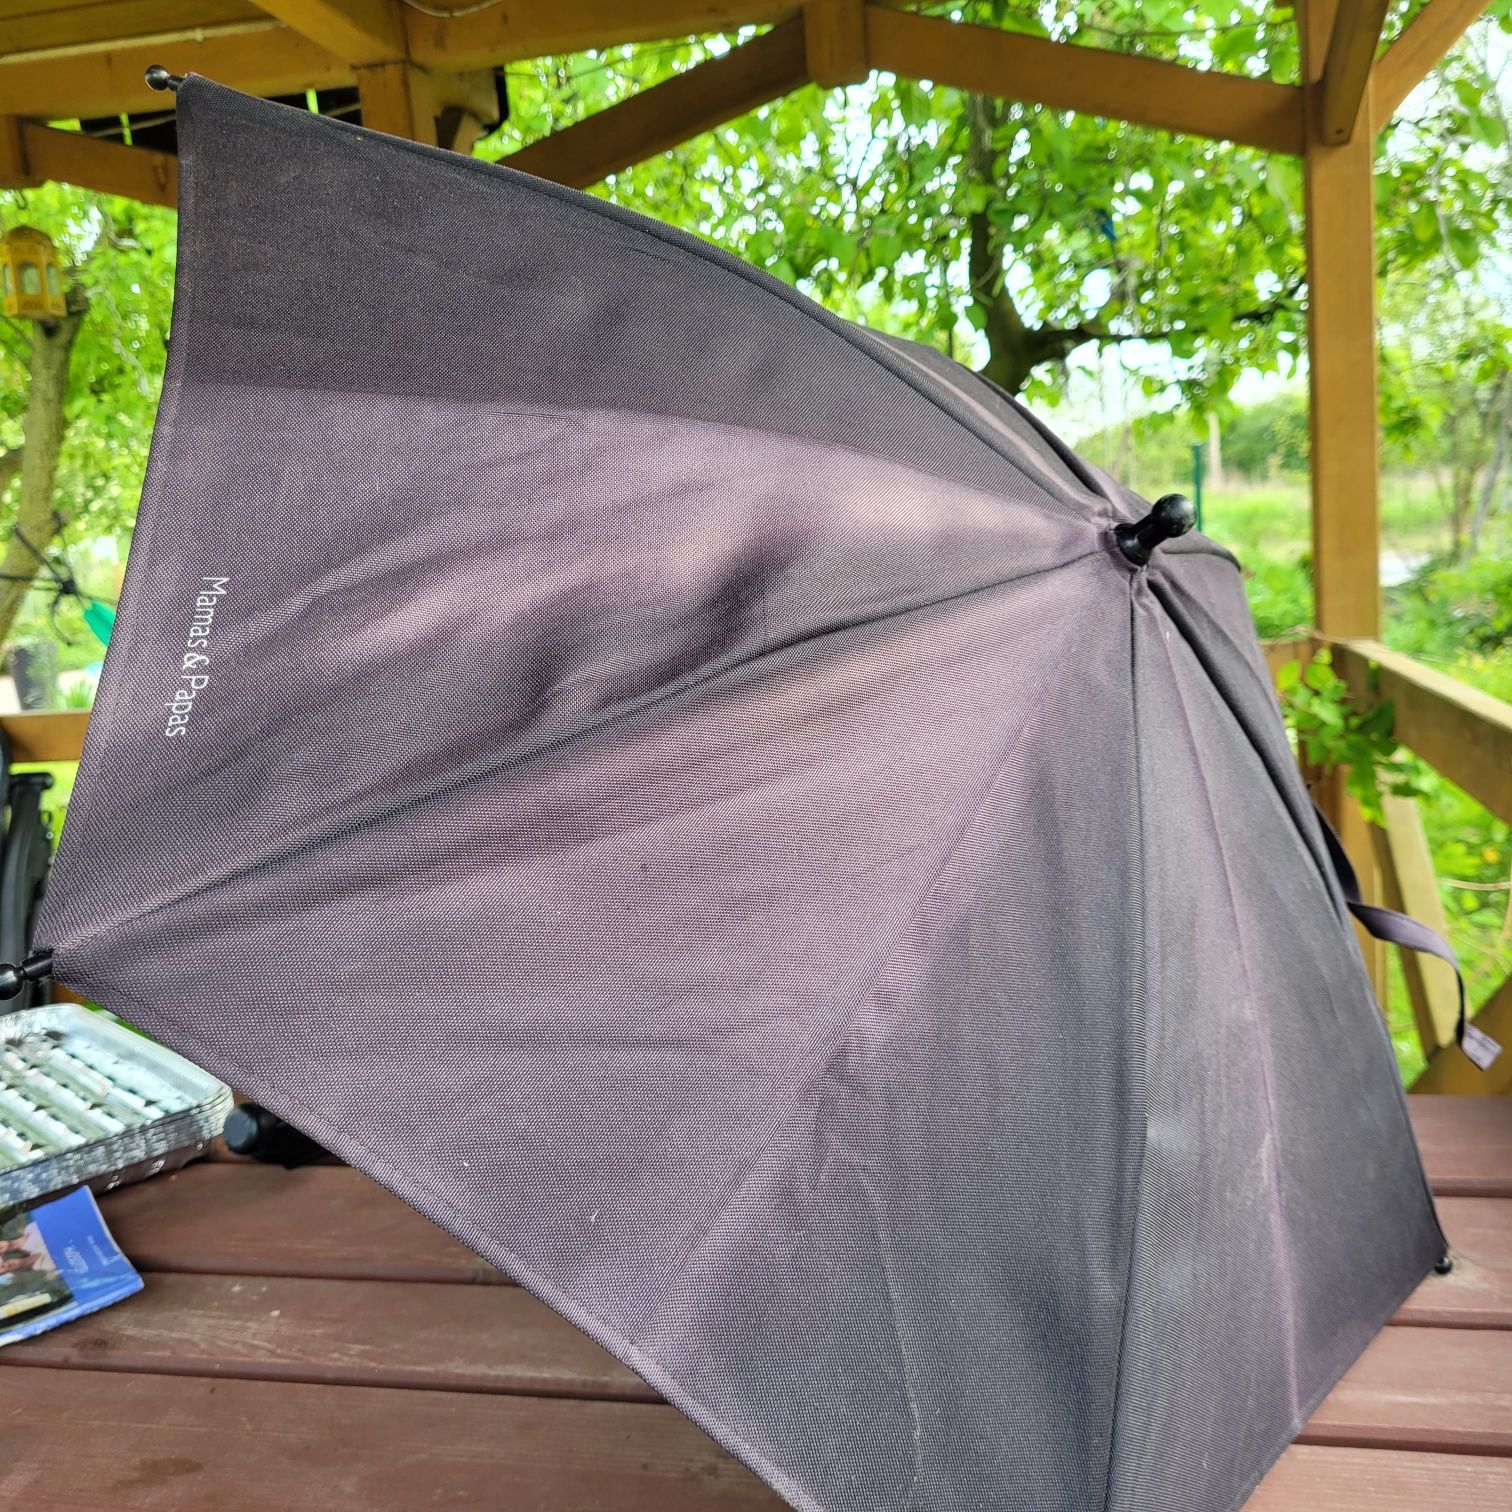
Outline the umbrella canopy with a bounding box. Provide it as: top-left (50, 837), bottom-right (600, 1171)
top-left (36, 78), bottom-right (1445, 1512)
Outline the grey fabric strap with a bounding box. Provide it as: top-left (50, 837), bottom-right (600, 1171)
top-left (1314, 802), bottom-right (1501, 1071)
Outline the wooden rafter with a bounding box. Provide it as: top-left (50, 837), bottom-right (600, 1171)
top-left (505, 17), bottom-right (809, 190)
top-left (11, 121), bottom-right (178, 207)
top-left (403, 1), bottom-right (797, 73)
top-left (1319, 0), bottom-right (1391, 144)
top-left (1, 2), bottom-right (262, 58)
top-left (1371, 0), bottom-right (1491, 124)
top-left (865, 7), bottom-right (1306, 155)
top-left (0, 24), bottom-right (352, 118)
top-left (248, 0), bottom-right (405, 66)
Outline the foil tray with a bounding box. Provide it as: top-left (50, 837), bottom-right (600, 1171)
top-left (0, 1002), bottom-right (232, 1216)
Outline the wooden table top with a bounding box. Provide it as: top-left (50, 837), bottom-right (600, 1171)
top-left (2, 1095), bottom-right (1508, 1509)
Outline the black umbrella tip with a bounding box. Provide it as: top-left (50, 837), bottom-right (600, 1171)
top-left (145, 65), bottom-right (184, 93)
top-left (0, 948), bottom-right (53, 999)
top-left (1115, 492), bottom-right (1197, 567)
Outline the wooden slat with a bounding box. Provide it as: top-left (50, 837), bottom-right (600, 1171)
top-left (1372, 0), bottom-right (1492, 124)
top-left (248, 0), bottom-right (406, 66)
top-left (6, 1270), bottom-right (1507, 1459)
top-left (19, 121), bottom-right (177, 208)
top-left (0, 710), bottom-right (88, 763)
top-left (0, 1272), bottom-right (654, 1402)
top-left (506, 18), bottom-right (810, 190)
top-left (1375, 790), bottom-right (1461, 1052)
top-left (1301, 1326), bottom-right (1512, 1455)
top-left (404, 0), bottom-right (798, 73)
top-left (99, 1159), bottom-right (1512, 1319)
top-left (2, 1365), bottom-right (1510, 1510)
top-left (1333, 638), bottom-right (1512, 824)
top-left (1319, 0), bottom-right (1391, 144)
top-left (0, 1369), bottom-right (786, 1510)
top-left (865, 5), bottom-right (1306, 155)
top-left (1410, 1095), bottom-right (1512, 1196)
top-left (98, 1162), bottom-right (509, 1285)
top-left (1249, 1445), bottom-right (1512, 1509)
top-left (0, 23), bottom-right (352, 119)
top-left (1398, 1195), bottom-right (1512, 1329)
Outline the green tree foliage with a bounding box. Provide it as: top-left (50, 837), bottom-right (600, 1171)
top-left (483, 0), bottom-right (1508, 407)
top-left (0, 187), bottom-right (175, 642)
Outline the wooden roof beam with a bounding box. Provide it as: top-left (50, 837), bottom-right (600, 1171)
top-left (2, 3), bottom-right (264, 58)
top-left (1, 120), bottom-right (178, 208)
top-left (864, 7), bottom-right (1306, 155)
top-left (1319, 0), bottom-right (1390, 144)
top-left (505, 16), bottom-right (809, 189)
top-left (0, 25), bottom-right (353, 118)
top-left (405, 0), bottom-right (799, 72)
top-left (1371, 0), bottom-right (1490, 125)
top-left (249, 1), bottom-right (406, 67)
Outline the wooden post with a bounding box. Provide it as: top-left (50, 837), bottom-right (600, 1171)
top-left (803, 0), bottom-right (868, 88)
top-left (1301, 0), bottom-right (1387, 1001)
top-left (0, 116), bottom-right (40, 190)
top-left (356, 62), bottom-right (439, 145)
top-left (1302, 0), bottom-right (1381, 640)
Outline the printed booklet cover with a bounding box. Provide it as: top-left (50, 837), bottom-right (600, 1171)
top-left (0, 1186), bottom-right (142, 1344)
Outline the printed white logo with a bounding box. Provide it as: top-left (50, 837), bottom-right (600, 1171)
top-left (164, 577), bottom-right (228, 738)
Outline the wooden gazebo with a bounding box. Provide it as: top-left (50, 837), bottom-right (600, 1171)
top-left (1, 5), bottom-right (1510, 1508)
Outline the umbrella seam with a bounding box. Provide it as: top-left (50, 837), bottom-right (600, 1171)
top-left (1097, 578), bottom-right (1152, 1512)
top-left (1147, 568), bottom-right (1345, 921)
top-left (48, 549), bottom-right (1111, 966)
top-left (634, 582), bottom-right (1100, 1322)
top-left (1151, 601), bottom-right (1305, 1432)
top-left (145, 376), bottom-right (1107, 536)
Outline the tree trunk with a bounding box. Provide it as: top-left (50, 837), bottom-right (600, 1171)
top-left (964, 95), bottom-right (1038, 396)
top-left (1468, 380), bottom-right (1507, 558)
top-left (1207, 410), bottom-right (1224, 490)
top-left (0, 292), bottom-right (87, 647)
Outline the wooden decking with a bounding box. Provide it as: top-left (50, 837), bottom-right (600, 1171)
top-left (1, 1096), bottom-right (1509, 1509)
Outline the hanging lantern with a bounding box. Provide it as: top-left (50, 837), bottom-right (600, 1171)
top-left (1, 225), bottom-right (67, 321)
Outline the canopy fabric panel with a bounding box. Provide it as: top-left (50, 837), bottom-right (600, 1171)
top-left (38, 80), bottom-right (1443, 1512)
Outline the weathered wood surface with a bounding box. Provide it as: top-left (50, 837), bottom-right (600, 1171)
top-left (97, 1162), bottom-right (507, 1285)
top-left (0, 1094), bottom-right (1507, 1508)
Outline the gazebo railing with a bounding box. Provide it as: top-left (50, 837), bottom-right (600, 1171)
top-left (1265, 637), bottom-right (1512, 1094)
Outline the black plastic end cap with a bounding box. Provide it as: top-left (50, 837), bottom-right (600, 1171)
top-left (221, 1104), bottom-right (266, 1155)
top-left (1115, 492), bottom-right (1197, 567)
top-left (145, 65), bottom-right (184, 93)
top-left (222, 1102), bottom-right (327, 1167)
top-left (1434, 1252), bottom-right (1455, 1276)
top-left (0, 949), bottom-right (54, 999)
